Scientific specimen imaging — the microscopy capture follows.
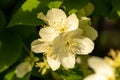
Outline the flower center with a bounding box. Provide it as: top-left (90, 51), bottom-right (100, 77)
top-left (43, 45), bottom-right (57, 59)
top-left (66, 41), bottom-right (71, 46)
top-left (64, 40), bottom-right (79, 55)
top-left (52, 19), bottom-right (69, 33)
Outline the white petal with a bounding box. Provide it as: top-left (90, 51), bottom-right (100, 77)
top-left (39, 27), bottom-right (57, 42)
top-left (65, 29), bottom-right (83, 39)
top-left (47, 56), bottom-right (60, 71)
top-left (88, 56), bottom-right (114, 77)
top-left (67, 14), bottom-right (79, 31)
top-left (46, 8), bottom-right (67, 26)
top-left (60, 54), bottom-right (75, 69)
top-left (15, 62), bottom-right (32, 78)
top-left (76, 37), bottom-right (94, 55)
top-left (84, 74), bottom-right (106, 80)
top-left (31, 39), bottom-right (48, 53)
top-left (52, 33), bottom-right (65, 55)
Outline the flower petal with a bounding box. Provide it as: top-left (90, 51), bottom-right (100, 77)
top-left (88, 56), bottom-right (114, 77)
top-left (60, 54), bottom-right (75, 69)
top-left (67, 14), bottom-right (79, 31)
top-left (47, 56), bottom-right (60, 71)
top-left (65, 29), bottom-right (83, 39)
top-left (31, 39), bottom-right (48, 53)
top-left (84, 74), bottom-right (106, 80)
top-left (46, 8), bottom-right (67, 26)
top-left (75, 37), bottom-right (94, 55)
top-left (39, 27), bottom-right (57, 42)
top-left (15, 62), bottom-right (32, 78)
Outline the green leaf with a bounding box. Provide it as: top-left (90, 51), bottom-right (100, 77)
top-left (62, 0), bottom-right (89, 14)
top-left (77, 2), bottom-right (94, 18)
top-left (65, 74), bottom-right (83, 80)
top-left (109, 9), bottom-right (119, 19)
top-left (79, 17), bottom-right (98, 41)
top-left (21, 0), bottom-right (40, 12)
top-left (77, 9), bottom-right (86, 18)
top-left (79, 55), bottom-right (93, 76)
top-left (51, 71), bottom-right (63, 80)
top-left (11, 25), bottom-right (37, 39)
top-left (4, 70), bottom-right (15, 80)
top-left (115, 67), bottom-right (120, 80)
top-left (0, 31), bottom-right (22, 73)
top-left (7, 0), bottom-right (48, 28)
top-left (80, 25), bottom-right (98, 41)
top-left (4, 69), bottom-right (31, 80)
top-left (111, 0), bottom-right (120, 16)
top-left (91, 0), bottom-right (111, 16)
top-left (83, 2), bottom-right (94, 16)
top-left (0, 10), bottom-right (6, 32)
top-left (48, 0), bottom-right (63, 9)
top-left (61, 68), bottom-right (83, 80)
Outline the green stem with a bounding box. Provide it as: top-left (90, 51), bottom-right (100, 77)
top-left (22, 43), bottom-right (34, 58)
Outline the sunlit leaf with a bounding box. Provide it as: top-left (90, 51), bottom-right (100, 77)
top-left (0, 31), bottom-right (22, 73)
top-left (7, 0), bottom-right (47, 28)
top-left (48, 0), bottom-right (63, 9)
top-left (22, 0), bottom-right (40, 12)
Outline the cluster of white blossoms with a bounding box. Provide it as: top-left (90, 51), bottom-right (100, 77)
top-left (31, 8), bottom-right (94, 71)
top-left (84, 57), bottom-right (115, 80)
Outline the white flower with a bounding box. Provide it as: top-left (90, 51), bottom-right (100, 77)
top-left (32, 8), bottom-right (79, 70)
top-left (50, 29), bottom-right (94, 69)
top-left (15, 62), bottom-right (32, 78)
top-left (32, 8), bottom-right (79, 54)
top-left (37, 8), bottom-right (79, 34)
top-left (84, 57), bottom-right (115, 80)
